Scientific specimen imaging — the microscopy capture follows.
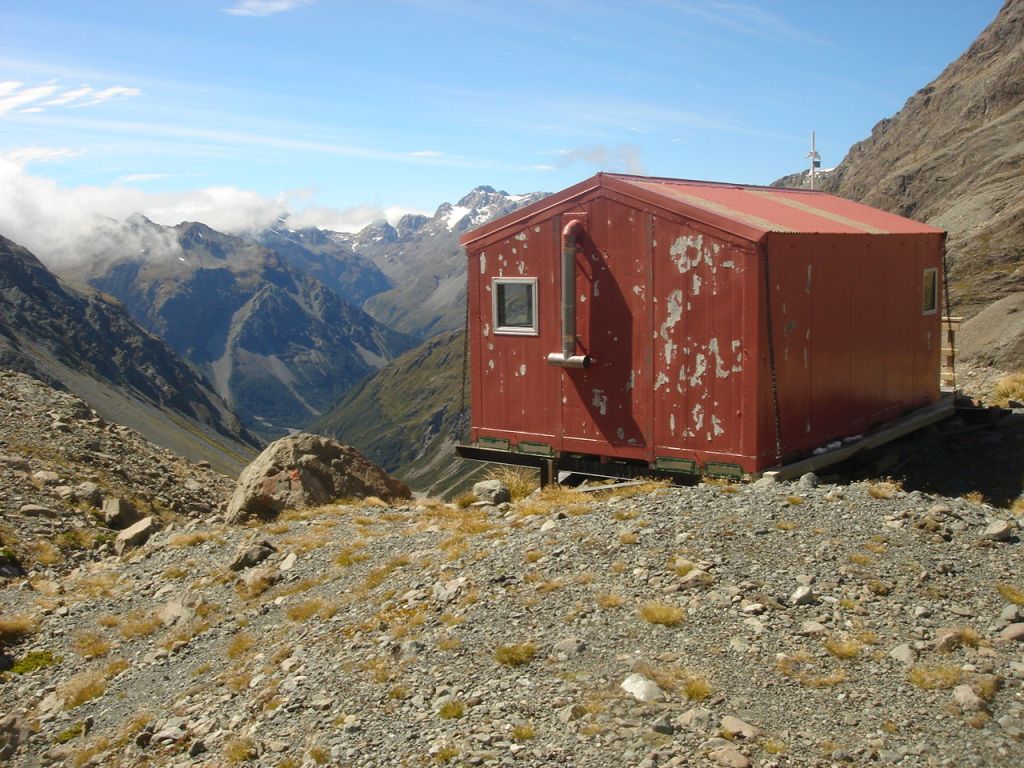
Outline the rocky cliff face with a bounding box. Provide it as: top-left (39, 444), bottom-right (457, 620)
top-left (61, 218), bottom-right (417, 439)
top-left (0, 235), bottom-right (260, 473)
top-left (822, 0), bottom-right (1024, 317)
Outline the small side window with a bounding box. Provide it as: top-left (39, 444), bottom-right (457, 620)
top-left (922, 267), bottom-right (938, 315)
top-left (493, 277), bottom-right (538, 335)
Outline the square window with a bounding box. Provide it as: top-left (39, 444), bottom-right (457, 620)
top-left (922, 267), bottom-right (938, 315)
top-left (492, 278), bottom-right (538, 335)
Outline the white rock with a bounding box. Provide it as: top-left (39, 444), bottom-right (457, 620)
top-left (889, 644), bottom-right (916, 664)
top-left (620, 673), bottom-right (664, 702)
top-left (720, 715), bottom-right (762, 739)
top-left (789, 585), bottom-right (817, 606)
top-left (953, 684), bottom-right (986, 711)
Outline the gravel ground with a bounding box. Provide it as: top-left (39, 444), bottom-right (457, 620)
top-left (1, 370), bottom-right (1023, 768)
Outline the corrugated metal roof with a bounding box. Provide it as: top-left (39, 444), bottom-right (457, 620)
top-left (613, 175), bottom-right (942, 236)
top-left (461, 173), bottom-right (944, 247)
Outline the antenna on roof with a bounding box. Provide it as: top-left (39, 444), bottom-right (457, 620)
top-left (807, 131), bottom-right (821, 190)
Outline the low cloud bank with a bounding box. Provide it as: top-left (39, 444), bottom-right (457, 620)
top-left (0, 156), bottom-right (421, 267)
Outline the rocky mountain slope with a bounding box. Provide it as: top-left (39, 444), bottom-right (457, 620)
top-left (820, 0), bottom-right (1024, 319)
top-left (342, 186), bottom-right (547, 339)
top-left (311, 330), bottom-right (485, 497)
top-left (0, 235), bottom-right (259, 474)
top-left (2, 370), bottom-right (1023, 767)
top-left (60, 217), bottom-right (416, 439)
top-left (256, 224), bottom-right (393, 307)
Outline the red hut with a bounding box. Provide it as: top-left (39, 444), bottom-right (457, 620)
top-left (457, 173), bottom-right (950, 481)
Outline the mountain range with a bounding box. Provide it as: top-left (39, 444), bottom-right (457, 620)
top-left (60, 216), bottom-right (417, 439)
top-left (0, 234), bottom-right (260, 474)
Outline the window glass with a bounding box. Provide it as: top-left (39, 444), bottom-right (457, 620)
top-left (493, 278), bottom-right (537, 334)
top-left (922, 268), bottom-right (938, 314)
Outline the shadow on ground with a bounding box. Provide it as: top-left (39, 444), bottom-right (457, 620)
top-left (831, 411), bottom-right (1024, 508)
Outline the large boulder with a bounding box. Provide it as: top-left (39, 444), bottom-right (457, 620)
top-left (225, 433), bottom-right (411, 522)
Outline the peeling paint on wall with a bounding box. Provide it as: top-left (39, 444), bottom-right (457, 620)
top-left (632, 284), bottom-right (645, 299)
top-left (519, 363), bottom-right (527, 376)
top-left (689, 353), bottom-right (707, 387)
top-left (488, 359), bottom-right (495, 370)
top-left (712, 414), bottom-right (725, 437)
top-left (654, 371), bottom-right (669, 390)
top-left (591, 389), bottom-right (608, 416)
top-left (692, 403), bottom-right (704, 431)
top-left (479, 254), bottom-right (487, 274)
top-left (669, 234), bottom-right (705, 274)
top-left (659, 289), bottom-right (684, 365)
top-left (626, 370), bottom-right (635, 391)
top-left (515, 232), bottom-right (527, 242)
top-left (669, 413), bottom-right (676, 435)
top-left (692, 273), bottom-right (702, 296)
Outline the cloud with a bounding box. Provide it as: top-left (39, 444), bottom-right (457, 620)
top-left (552, 144), bottom-right (646, 175)
top-left (0, 83), bottom-right (59, 115)
top-left (0, 158), bottom-right (420, 269)
top-left (224, 0), bottom-right (314, 17)
top-left (0, 81), bottom-right (140, 115)
top-left (115, 173), bottom-right (170, 183)
top-left (2, 147), bottom-right (84, 164)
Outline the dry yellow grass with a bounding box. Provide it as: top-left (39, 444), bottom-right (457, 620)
top-left (224, 736), bottom-right (257, 764)
top-left (777, 651), bottom-right (847, 688)
top-left (638, 601), bottom-right (685, 626)
top-left (437, 635), bottom-right (461, 651)
top-left (119, 610), bottom-right (162, 640)
top-left (438, 699), bottom-right (466, 719)
top-left (494, 642), bottom-right (537, 666)
top-left (511, 723), bottom-right (536, 741)
top-left (992, 371), bottom-right (1024, 407)
top-left (823, 635), bottom-right (862, 660)
top-left (227, 631), bottom-right (255, 659)
top-left (72, 630), bottom-right (111, 659)
top-left (486, 465), bottom-right (539, 501)
top-left (0, 613), bottom-right (39, 645)
top-left (596, 592), bottom-right (624, 609)
top-left (908, 664), bottom-right (962, 690)
top-left (524, 549), bottom-right (544, 563)
top-left (996, 582), bottom-right (1024, 605)
top-left (60, 670), bottom-right (107, 710)
top-left (286, 598), bottom-right (334, 622)
top-left (867, 480), bottom-right (901, 499)
top-left (618, 531), bottom-right (639, 545)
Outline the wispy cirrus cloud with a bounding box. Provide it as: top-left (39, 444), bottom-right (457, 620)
top-left (2, 146), bottom-right (84, 164)
top-left (224, 0), bottom-right (315, 17)
top-left (549, 144), bottom-right (646, 175)
top-left (0, 81), bottom-right (141, 116)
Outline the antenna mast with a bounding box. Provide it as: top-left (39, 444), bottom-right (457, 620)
top-left (807, 131), bottom-right (821, 190)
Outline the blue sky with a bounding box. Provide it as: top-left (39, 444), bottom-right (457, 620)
top-left (0, 0), bottom-right (1003, 251)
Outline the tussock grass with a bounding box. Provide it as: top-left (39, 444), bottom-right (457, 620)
top-left (494, 642), bottom-right (537, 666)
top-left (638, 601), bottom-right (685, 627)
top-left (511, 723), bottom-right (536, 741)
top-left (0, 613), bottom-right (39, 645)
top-left (992, 371), bottom-right (1024, 407)
top-left (618, 531), bottom-right (639, 545)
top-left (335, 542), bottom-right (369, 567)
top-left (72, 630), bottom-right (111, 659)
top-left (60, 670), bottom-right (107, 710)
top-left (596, 592), bottom-right (624, 609)
top-left (777, 651), bottom-right (847, 688)
top-left (486, 465), bottom-right (539, 501)
top-left (436, 634), bottom-right (460, 651)
top-left (453, 491), bottom-right (476, 509)
top-left (909, 664), bottom-right (962, 690)
top-left (438, 699), bottom-right (466, 719)
top-left (996, 582), bottom-right (1024, 605)
top-left (227, 631), bottom-right (255, 659)
top-left (823, 634), bottom-right (862, 660)
top-left (118, 610), bottom-right (162, 640)
top-left (286, 598), bottom-right (335, 622)
top-left (867, 480), bottom-right (901, 499)
top-left (223, 736), bottom-right (257, 764)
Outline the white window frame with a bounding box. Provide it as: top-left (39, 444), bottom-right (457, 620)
top-left (492, 277), bottom-right (538, 336)
top-left (922, 267), bottom-right (938, 315)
